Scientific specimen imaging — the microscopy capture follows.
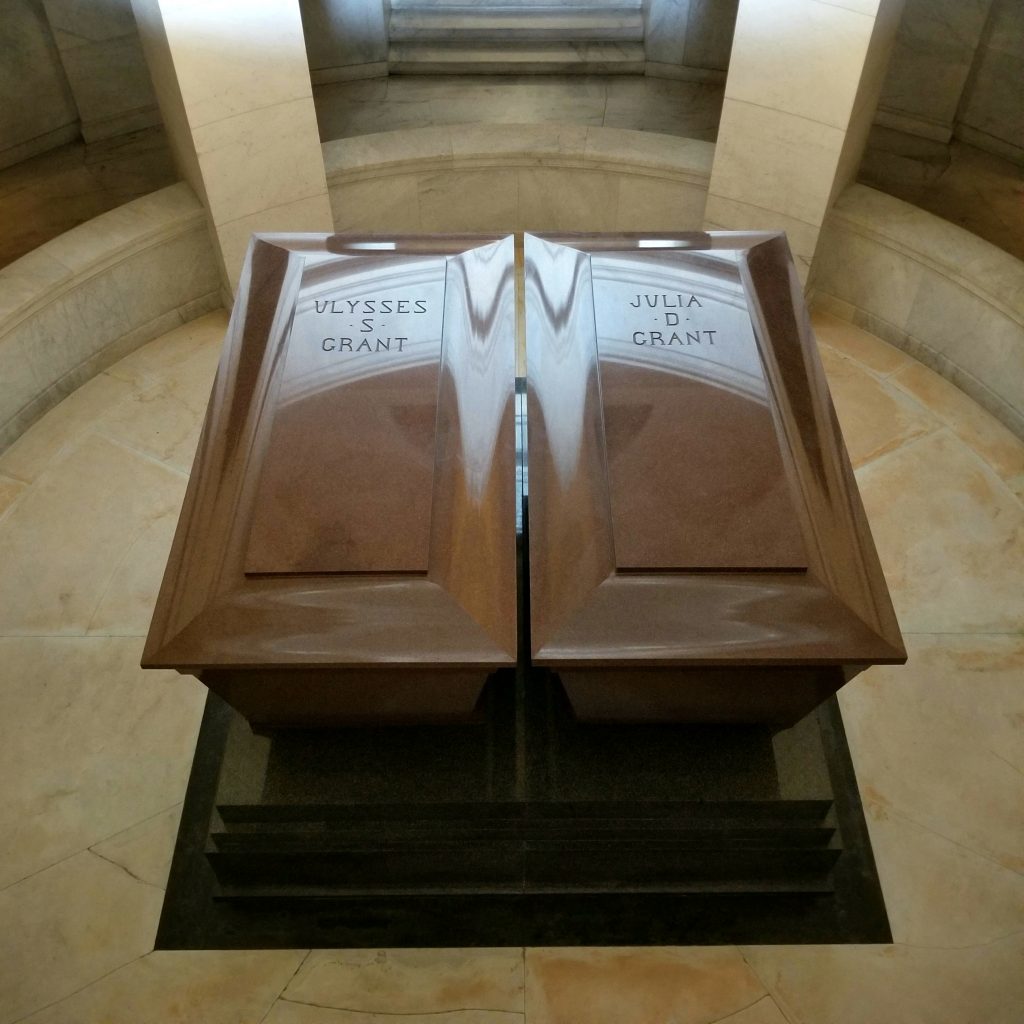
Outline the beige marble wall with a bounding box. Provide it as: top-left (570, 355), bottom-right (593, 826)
top-left (0, 0), bottom-right (79, 170)
top-left (130, 0), bottom-right (333, 293)
top-left (705, 0), bottom-right (905, 283)
top-left (41, 0), bottom-right (161, 143)
top-left (871, 0), bottom-right (1023, 163)
top-left (814, 183), bottom-right (1024, 438)
top-left (957, 0), bottom-right (1024, 163)
top-left (299, 0), bottom-right (388, 84)
top-left (875, 0), bottom-right (994, 144)
top-left (324, 125), bottom-right (713, 234)
top-left (0, 182), bottom-right (221, 451)
top-left (643, 0), bottom-right (739, 82)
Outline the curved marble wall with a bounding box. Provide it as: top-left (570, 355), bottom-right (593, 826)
top-left (814, 184), bottom-right (1024, 438)
top-left (0, 2), bottom-right (78, 169)
top-left (4, 134), bottom-right (1022, 455)
top-left (323, 124), bottom-right (714, 234)
top-left (0, 182), bottom-right (220, 451)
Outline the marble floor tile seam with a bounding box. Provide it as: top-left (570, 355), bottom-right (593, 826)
top-left (0, 483), bottom-right (28, 528)
top-left (5, 959), bottom-right (144, 1024)
top-left (817, 339), bottom-right (908, 383)
top-left (0, 849), bottom-right (163, 1021)
top-left (852, 761), bottom-right (1024, 884)
top-left (850, 422), bottom-right (957, 477)
top-left (819, 351), bottom-right (1024, 492)
top-left (256, 951), bottom-right (315, 1024)
top-left (708, 993), bottom-right (794, 1024)
top-left (0, 799), bottom-right (182, 897)
top-left (89, 422), bottom-right (195, 480)
top-left (955, 441), bottom-right (1024, 512)
top-left (0, 421), bottom-right (188, 514)
top-left (883, 380), bottom-right (1024, 500)
top-left (841, 416), bottom-right (945, 473)
top-left (733, 937), bottom-right (1019, 1024)
top-left (857, 793), bottom-right (1024, 948)
top-left (84, 847), bottom-right (166, 894)
top-left (81, 518), bottom-right (166, 639)
top-left (0, 473), bottom-right (27, 520)
top-left (10, 950), bottom-right (313, 1024)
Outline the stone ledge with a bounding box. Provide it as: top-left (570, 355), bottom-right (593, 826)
top-left (0, 182), bottom-right (210, 332)
top-left (0, 182), bottom-right (222, 452)
top-left (815, 184), bottom-right (1024, 438)
top-left (323, 123), bottom-right (714, 185)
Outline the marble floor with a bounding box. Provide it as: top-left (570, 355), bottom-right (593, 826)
top-left (0, 308), bottom-right (1021, 1022)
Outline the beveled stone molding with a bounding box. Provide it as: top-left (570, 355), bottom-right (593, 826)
top-left (322, 124), bottom-right (714, 236)
top-left (0, 182), bottom-right (221, 452)
top-left (814, 184), bottom-right (1024, 439)
top-left (323, 123), bottom-right (714, 183)
top-left (144, 233), bottom-right (518, 726)
top-left (525, 231), bottom-right (905, 723)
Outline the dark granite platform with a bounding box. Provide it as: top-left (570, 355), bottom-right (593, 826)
top-left (156, 528), bottom-right (890, 948)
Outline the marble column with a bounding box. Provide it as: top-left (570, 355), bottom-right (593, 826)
top-left (42, 0), bottom-right (161, 143)
top-left (875, 0), bottom-right (995, 144)
top-left (131, 0), bottom-right (333, 294)
top-left (704, 0), bottom-right (905, 285)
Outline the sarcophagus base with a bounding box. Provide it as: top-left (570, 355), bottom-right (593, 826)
top-left (201, 669), bottom-right (490, 730)
top-left (558, 666), bottom-right (846, 727)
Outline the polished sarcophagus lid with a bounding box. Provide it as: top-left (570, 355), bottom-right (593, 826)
top-left (524, 232), bottom-right (905, 724)
top-left (143, 234), bottom-right (518, 727)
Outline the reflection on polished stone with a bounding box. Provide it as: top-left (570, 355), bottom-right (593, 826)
top-left (525, 232), bottom-right (905, 724)
top-left (0, 301), bottom-right (1021, 1019)
top-left (144, 234), bottom-right (518, 727)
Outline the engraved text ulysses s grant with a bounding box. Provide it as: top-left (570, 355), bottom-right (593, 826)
top-left (314, 297), bottom-right (430, 353)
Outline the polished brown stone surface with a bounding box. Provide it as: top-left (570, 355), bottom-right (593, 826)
top-left (525, 232), bottom-right (906, 723)
top-left (592, 250), bottom-right (807, 571)
top-left (143, 234), bottom-right (518, 725)
top-left (245, 257), bottom-right (446, 574)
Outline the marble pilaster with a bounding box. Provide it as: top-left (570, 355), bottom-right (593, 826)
top-left (956, 0), bottom-right (1024, 162)
top-left (41, 0), bottom-right (161, 143)
top-left (130, 0), bottom-right (333, 293)
top-left (875, 0), bottom-right (995, 144)
top-left (0, 2), bottom-right (79, 170)
top-left (704, 0), bottom-right (905, 284)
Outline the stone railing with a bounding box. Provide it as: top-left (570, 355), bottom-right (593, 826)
top-left (814, 184), bottom-right (1024, 438)
top-left (0, 182), bottom-right (221, 451)
top-left (322, 124), bottom-right (714, 235)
